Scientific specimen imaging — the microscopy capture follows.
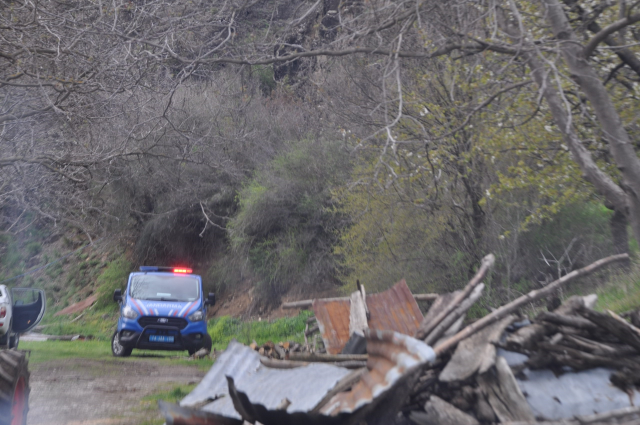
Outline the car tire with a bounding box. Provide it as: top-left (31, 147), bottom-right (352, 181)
top-left (111, 331), bottom-right (132, 357)
top-left (0, 349), bottom-right (30, 425)
top-left (9, 333), bottom-right (19, 349)
top-left (203, 333), bottom-right (212, 352)
top-left (0, 333), bottom-right (9, 349)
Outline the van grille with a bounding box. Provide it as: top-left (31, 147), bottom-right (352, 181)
top-left (138, 316), bottom-right (188, 329)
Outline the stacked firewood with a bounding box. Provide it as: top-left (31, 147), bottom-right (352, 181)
top-left (508, 296), bottom-right (640, 383)
top-left (401, 253), bottom-right (639, 425)
top-left (245, 316), bottom-right (326, 361)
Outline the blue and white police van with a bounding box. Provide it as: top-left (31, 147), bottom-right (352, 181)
top-left (111, 266), bottom-right (215, 357)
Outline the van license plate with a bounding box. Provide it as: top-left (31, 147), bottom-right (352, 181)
top-left (149, 335), bottom-right (174, 343)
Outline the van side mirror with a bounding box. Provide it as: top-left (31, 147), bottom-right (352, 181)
top-left (205, 292), bottom-right (216, 307)
top-left (113, 289), bottom-right (122, 303)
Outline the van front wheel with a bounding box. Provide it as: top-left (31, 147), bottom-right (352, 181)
top-left (203, 333), bottom-right (212, 352)
top-left (111, 331), bottom-right (132, 357)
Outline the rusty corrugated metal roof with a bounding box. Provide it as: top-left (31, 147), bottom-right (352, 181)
top-left (226, 330), bottom-right (436, 425)
top-left (313, 298), bottom-right (351, 355)
top-left (313, 280), bottom-right (425, 354)
top-left (320, 329), bottom-right (435, 416)
top-left (169, 339), bottom-right (352, 425)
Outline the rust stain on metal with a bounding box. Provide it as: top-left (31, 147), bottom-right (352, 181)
top-left (320, 329), bottom-right (436, 416)
top-left (313, 298), bottom-right (351, 355)
top-left (224, 330), bottom-right (435, 424)
top-left (313, 280), bottom-right (425, 354)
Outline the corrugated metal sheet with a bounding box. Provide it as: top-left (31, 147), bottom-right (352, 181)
top-left (320, 329), bottom-right (435, 416)
top-left (313, 298), bottom-right (350, 355)
top-left (170, 339), bottom-right (352, 425)
top-left (178, 340), bottom-right (261, 420)
top-left (159, 401), bottom-right (242, 425)
top-left (226, 330), bottom-right (435, 425)
top-left (367, 280), bottom-right (424, 335)
top-left (313, 280), bottom-right (425, 354)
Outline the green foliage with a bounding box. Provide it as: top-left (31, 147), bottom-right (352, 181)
top-left (207, 310), bottom-right (313, 351)
top-left (25, 241), bottom-right (42, 257)
top-left (228, 139), bottom-right (351, 300)
top-left (252, 65), bottom-right (276, 96)
top-left (595, 261), bottom-right (640, 314)
top-left (40, 311), bottom-right (119, 339)
top-left (95, 256), bottom-right (133, 310)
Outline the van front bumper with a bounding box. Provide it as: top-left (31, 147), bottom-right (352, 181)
top-left (118, 326), bottom-right (207, 351)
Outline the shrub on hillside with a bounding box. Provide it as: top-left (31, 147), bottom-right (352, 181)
top-left (95, 256), bottom-right (133, 310)
top-left (227, 139), bottom-right (351, 302)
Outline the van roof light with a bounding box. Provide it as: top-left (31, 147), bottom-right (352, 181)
top-left (139, 266), bottom-right (193, 274)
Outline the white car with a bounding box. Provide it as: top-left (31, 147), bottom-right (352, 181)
top-left (0, 285), bottom-right (46, 349)
top-left (0, 285), bottom-right (12, 344)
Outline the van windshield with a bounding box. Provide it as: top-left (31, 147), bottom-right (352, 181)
top-left (129, 275), bottom-right (199, 302)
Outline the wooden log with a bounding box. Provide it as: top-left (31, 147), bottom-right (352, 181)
top-left (273, 343), bottom-right (286, 360)
top-left (439, 315), bottom-right (516, 382)
top-left (260, 357), bottom-right (367, 370)
top-left (477, 356), bottom-right (535, 423)
top-left (537, 311), bottom-right (599, 332)
top-left (409, 395), bottom-right (480, 425)
top-left (422, 291), bottom-right (460, 327)
top-left (416, 254), bottom-right (495, 341)
top-left (506, 295), bottom-right (596, 351)
top-left (281, 293), bottom-right (439, 309)
top-left (349, 289), bottom-right (369, 336)
top-left (287, 352), bottom-right (368, 362)
top-left (563, 334), bottom-right (637, 357)
top-left (424, 284), bottom-right (484, 346)
top-left (435, 254), bottom-right (628, 356)
top-left (304, 324), bottom-right (319, 337)
top-left (414, 294), bottom-right (439, 302)
top-left (538, 342), bottom-right (640, 371)
top-left (578, 306), bottom-right (640, 352)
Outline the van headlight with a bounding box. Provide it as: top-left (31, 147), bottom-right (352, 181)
top-left (188, 310), bottom-right (204, 322)
top-left (122, 306), bottom-right (138, 319)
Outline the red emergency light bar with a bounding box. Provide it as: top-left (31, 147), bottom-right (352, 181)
top-left (139, 266), bottom-right (193, 274)
top-left (173, 268), bottom-right (192, 274)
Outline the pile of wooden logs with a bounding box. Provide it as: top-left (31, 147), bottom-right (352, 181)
top-left (401, 252), bottom-right (639, 425)
top-left (246, 338), bottom-right (368, 370)
top-left (232, 253), bottom-right (638, 424)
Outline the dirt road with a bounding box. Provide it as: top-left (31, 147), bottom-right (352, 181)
top-left (27, 356), bottom-right (205, 425)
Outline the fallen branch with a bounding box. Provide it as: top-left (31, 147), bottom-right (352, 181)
top-left (537, 311), bottom-right (598, 332)
top-left (287, 352), bottom-right (368, 362)
top-left (424, 284), bottom-right (485, 346)
top-left (578, 306), bottom-right (640, 352)
top-left (304, 325), bottom-right (319, 337)
top-left (434, 253), bottom-right (629, 356)
top-left (260, 357), bottom-right (366, 370)
top-left (281, 293), bottom-right (438, 309)
top-left (416, 254), bottom-right (495, 341)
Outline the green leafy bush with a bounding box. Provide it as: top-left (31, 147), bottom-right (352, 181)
top-left (207, 311), bottom-right (313, 351)
top-left (95, 256), bottom-right (133, 310)
top-left (227, 139), bottom-right (351, 301)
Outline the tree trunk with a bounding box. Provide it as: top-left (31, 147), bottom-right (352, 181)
top-left (539, 0), bottom-right (640, 252)
top-left (610, 208), bottom-right (630, 258)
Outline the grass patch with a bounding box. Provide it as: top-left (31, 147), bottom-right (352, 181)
top-left (39, 311), bottom-right (119, 340)
top-left (595, 261), bottom-right (640, 313)
top-left (137, 383), bottom-right (199, 425)
top-left (20, 339), bottom-right (214, 370)
top-left (208, 310), bottom-right (313, 351)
